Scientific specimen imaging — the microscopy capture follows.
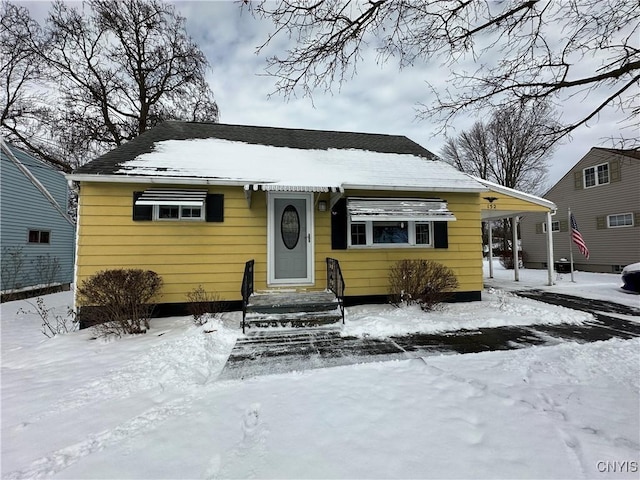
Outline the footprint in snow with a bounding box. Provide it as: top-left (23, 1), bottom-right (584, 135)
top-left (210, 403), bottom-right (269, 479)
top-left (242, 403), bottom-right (261, 439)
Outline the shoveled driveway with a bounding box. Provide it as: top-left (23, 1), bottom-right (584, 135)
top-left (219, 291), bottom-right (640, 380)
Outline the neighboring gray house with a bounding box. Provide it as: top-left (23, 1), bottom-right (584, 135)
top-left (1, 141), bottom-right (75, 298)
top-left (521, 147), bottom-right (640, 273)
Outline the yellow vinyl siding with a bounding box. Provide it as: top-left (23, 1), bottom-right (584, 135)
top-left (482, 189), bottom-right (551, 213)
top-left (76, 183), bottom-right (269, 304)
top-left (312, 190), bottom-right (483, 297)
top-left (76, 183), bottom-right (484, 305)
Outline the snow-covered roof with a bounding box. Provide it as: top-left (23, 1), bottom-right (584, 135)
top-left (117, 138), bottom-right (485, 192)
top-left (69, 122), bottom-right (487, 193)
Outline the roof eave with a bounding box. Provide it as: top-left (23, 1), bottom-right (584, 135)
top-left (67, 174), bottom-right (489, 193)
top-left (469, 176), bottom-right (557, 210)
top-left (342, 183), bottom-right (488, 193)
top-left (66, 173), bottom-right (251, 187)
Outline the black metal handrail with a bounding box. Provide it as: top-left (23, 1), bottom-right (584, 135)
top-left (326, 257), bottom-right (345, 324)
top-left (241, 259), bottom-right (254, 333)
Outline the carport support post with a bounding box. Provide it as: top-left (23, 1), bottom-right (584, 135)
top-left (546, 211), bottom-right (555, 286)
top-left (512, 216), bottom-right (519, 282)
top-left (487, 221), bottom-right (494, 278)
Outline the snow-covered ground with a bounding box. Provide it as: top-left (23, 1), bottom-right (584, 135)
top-left (1, 263), bottom-right (638, 479)
top-left (483, 260), bottom-right (640, 308)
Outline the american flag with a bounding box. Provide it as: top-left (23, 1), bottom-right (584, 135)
top-left (570, 213), bottom-right (590, 259)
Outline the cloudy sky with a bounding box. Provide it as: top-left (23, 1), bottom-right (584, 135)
top-left (21, 1), bottom-right (636, 187)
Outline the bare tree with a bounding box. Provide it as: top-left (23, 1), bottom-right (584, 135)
top-left (1, 0), bottom-right (219, 171)
top-left (442, 103), bottom-right (555, 194)
top-left (250, 0), bottom-right (639, 145)
top-left (0, 1), bottom-right (71, 171)
top-left (441, 102), bottom-right (556, 257)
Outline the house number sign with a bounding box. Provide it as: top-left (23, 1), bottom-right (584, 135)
top-left (281, 205), bottom-right (300, 249)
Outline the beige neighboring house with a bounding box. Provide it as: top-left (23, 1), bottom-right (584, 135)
top-left (521, 147), bottom-right (640, 274)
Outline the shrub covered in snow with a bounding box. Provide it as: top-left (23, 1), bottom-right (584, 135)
top-left (389, 259), bottom-right (459, 310)
top-left (77, 269), bottom-right (162, 336)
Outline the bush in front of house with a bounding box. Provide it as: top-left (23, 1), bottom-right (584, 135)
top-left (185, 285), bottom-right (223, 326)
top-left (77, 269), bottom-right (162, 337)
top-left (389, 259), bottom-right (459, 311)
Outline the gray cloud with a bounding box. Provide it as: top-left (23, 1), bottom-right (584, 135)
top-left (19, 0), bottom-right (636, 188)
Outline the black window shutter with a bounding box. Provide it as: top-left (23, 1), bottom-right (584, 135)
top-left (433, 221), bottom-right (449, 248)
top-left (206, 194), bottom-right (224, 222)
top-left (331, 198), bottom-right (347, 250)
top-left (132, 192), bottom-right (152, 221)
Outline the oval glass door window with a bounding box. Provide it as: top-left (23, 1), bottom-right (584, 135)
top-left (281, 205), bottom-right (300, 250)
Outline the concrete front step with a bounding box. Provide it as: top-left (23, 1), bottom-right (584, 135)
top-left (244, 290), bottom-right (343, 329)
top-left (245, 308), bottom-right (343, 329)
top-left (247, 291), bottom-right (339, 314)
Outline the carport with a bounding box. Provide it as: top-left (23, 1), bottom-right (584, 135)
top-left (473, 178), bottom-right (557, 286)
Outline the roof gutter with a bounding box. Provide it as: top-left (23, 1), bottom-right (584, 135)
top-left (342, 183), bottom-right (489, 193)
top-left (66, 174), bottom-right (488, 193)
top-left (66, 173), bottom-right (252, 187)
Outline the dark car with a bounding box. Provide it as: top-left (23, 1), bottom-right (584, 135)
top-left (621, 262), bottom-right (640, 294)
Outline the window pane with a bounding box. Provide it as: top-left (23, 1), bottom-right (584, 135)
top-left (552, 221), bottom-right (560, 232)
top-left (609, 214), bottom-right (633, 227)
top-left (39, 231), bottom-right (50, 244)
top-left (416, 223), bottom-right (430, 244)
top-left (351, 223), bottom-right (366, 245)
top-left (181, 206), bottom-right (202, 218)
top-left (584, 167), bottom-right (595, 187)
top-left (373, 221), bottom-right (408, 244)
top-left (597, 164), bottom-right (609, 184)
top-left (281, 205), bottom-right (300, 250)
top-left (159, 206), bottom-right (179, 219)
top-left (28, 230), bottom-right (39, 243)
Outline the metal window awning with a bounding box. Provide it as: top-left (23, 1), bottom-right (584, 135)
top-left (348, 198), bottom-right (457, 222)
top-left (135, 189), bottom-right (207, 207)
top-left (244, 184), bottom-right (344, 193)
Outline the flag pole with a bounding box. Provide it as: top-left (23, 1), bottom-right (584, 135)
top-left (568, 207), bottom-right (575, 283)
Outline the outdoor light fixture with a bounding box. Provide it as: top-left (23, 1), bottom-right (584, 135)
top-left (483, 196), bottom-right (498, 203)
top-left (318, 200), bottom-right (327, 212)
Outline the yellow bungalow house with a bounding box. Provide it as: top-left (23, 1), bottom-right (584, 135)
top-left (68, 122), bottom-right (556, 329)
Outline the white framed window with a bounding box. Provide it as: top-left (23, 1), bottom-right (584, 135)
top-left (583, 163), bottom-right (609, 188)
top-left (607, 213), bottom-right (633, 228)
top-left (154, 204), bottom-right (204, 221)
top-left (542, 221), bottom-right (560, 233)
top-left (348, 219), bottom-right (432, 248)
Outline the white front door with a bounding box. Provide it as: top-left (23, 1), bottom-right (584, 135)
top-left (268, 193), bottom-right (314, 285)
